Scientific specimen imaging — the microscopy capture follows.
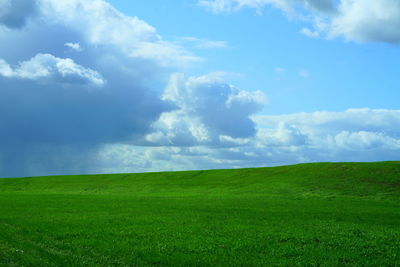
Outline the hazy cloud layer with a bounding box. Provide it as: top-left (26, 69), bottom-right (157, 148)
top-left (199, 0), bottom-right (400, 43)
top-left (198, 0), bottom-right (337, 14)
top-left (178, 37), bottom-right (229, 49)
top-left (94, 108), bottom-right (400, 174)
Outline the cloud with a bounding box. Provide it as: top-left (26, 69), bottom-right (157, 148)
top-left (199, 0), bottom-right (400, 44)
top-left (0, 0), bottom-right (398, 177)
top-left (0, 0), bottom-right (38, 28)
top-left (41, 0), bottom-right (201, 67)
top-left (93, 108), bottom-right (400, 174)
top-left (334, 131), bottom-right (400, 150)
top-left (0, 0), bottom-right (200, 67)
top-left (0, 53), bottom-right (105, 85)
top-left (0, 0), bottom-right (196, 177)
top-left (64, 42), bottom-right (83, 52)
top-left (300, 27), bottom-right (319, 38)
top-left (198, 0), bottom-right (337, 15)
top-left (144, 73), bottom-right (267, 147)
top-left (22, 108), bottom-right (396, 176)
top-left (0, 0), bottom-right (268, 178)
top-left (254, 108), bottom-right (400, 156)
top-left (178, 37), bottom-right (229, 49)
top-left (329, 0), bottom-right (400, 43)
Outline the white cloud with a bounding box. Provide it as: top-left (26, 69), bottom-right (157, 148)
top-left (256, 122), bottom-right (308, 147)
top-left (333, 131), bottom-right (400, 150)
top-left (0, 53), bottom-right (105, 86)
top-left (16, 107), bottom-right (397, 176)
top-left (0, 0), bottom-right (199, 68)
top-left (178, 37), bottom-right (229, 49)
top-left (198, 0), bottom-right (337, 15)
top-left (329, 0), bottom-right (400, 43)
top-left (254, 108), bottom-right (400, 156)
top-left (0, 0), bottom-right (188, 177)
top-left (0, 59), bottom-right (13, 77)
top-left (199, 0), bottom-right (400, 44)
top-left (39, 0), bottom-right (200, 67)
top-left (300, 27), bottom-right (319, 38)
top-left (151, 72), bottom-right (267, 143)
top-left (0, 0), bottom-right (398, 177)
top-left (64, 42), bottom-right (82, 52)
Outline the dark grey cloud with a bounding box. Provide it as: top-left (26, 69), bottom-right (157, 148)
top-left (302, 0), bottom-right (337, 14)
top-left (0, 0), bottom-right (37, 29)
top-left (0, 0), bottom-right (186, 177)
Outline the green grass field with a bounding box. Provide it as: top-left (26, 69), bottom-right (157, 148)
top-left (0, 162), bottom-right (399, 266)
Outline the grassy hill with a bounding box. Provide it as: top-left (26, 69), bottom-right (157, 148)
top-left (0, 162), bottom-right (399, 266)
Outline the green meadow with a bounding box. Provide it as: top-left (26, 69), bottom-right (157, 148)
top-left (0, 162), bottom-right (399, 266)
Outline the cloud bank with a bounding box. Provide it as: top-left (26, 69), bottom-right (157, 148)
top-left (94, 108), bottom-right (400, 174)
top-left (0, 0), bottom-right (183, 177)
top-left (0, 0), bottom-right (266, 177)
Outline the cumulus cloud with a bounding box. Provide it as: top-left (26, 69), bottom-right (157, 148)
top-left (254, 108), bottom-right (400, 155)
top-left (144, 72), bottom-right (267, 146)
top-left (0, 53), bottom-right (105, 85)
top-left (97, 108), bottom-right (400, 174)
top-left (0, 0), bottom-right (269, 178)
top-left (0, 0), bottom-right (199, 67)
top-left (0, 0), bottom-right (194, 177)
top-left (333, 131), bottom-right (400, 150)
top-left (330, 0), bottom-right (400, 43)
top-left (199, 0), bottom-right (400, 44)
top-left (0, 0), bottom-right (398, 178)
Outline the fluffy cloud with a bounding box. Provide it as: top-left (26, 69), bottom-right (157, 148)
top-left (144, 73), bottom-right (267, 146)
top-left (0, 0), bottom-right (268, 178)
top-left (0, 0), bottom-right (398, 178)
top-left (64, 42), bottom-right (83, 52)
top-left (254, 108), bottom-right (400, 155)
top-left (95, 108), bottom-right (400, 174)
top-left (329, 0), bottom-right (400, 43)
top-left (0, 0), bottom-right (199, 67)
top-left (0, 53), bottom-right (104, 85)
top-left (0, 0), bottom-right (193, 177)
top-left (199, 0), bottom-right (400, 44)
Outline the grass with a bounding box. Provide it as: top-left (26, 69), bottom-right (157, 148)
top-left (0, 162), bottom-right (399, 266)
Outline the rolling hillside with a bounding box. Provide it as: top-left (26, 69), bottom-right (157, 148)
top-left (0, 162), bottom-right (399, 266)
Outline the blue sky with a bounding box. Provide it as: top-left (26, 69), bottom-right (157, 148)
top-left (108, 0), bottom-right (400, 114)
top-left (0, 0), bottom-right (399, 177)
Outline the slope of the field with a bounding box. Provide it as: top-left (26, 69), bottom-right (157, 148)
top-left (0, 162), bottom-right (399, 266)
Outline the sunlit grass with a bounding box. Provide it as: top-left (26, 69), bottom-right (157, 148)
top-left (1, 162), bottom-right (399, 266)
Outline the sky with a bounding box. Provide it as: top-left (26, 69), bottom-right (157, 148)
top-left (0, 0), bottom-right (399, 177)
